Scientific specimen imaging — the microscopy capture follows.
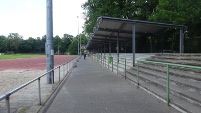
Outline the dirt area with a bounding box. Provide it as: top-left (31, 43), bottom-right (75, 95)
top-left (0, 70), bottom-right (45, 96)
top-left (0, 55), bottom-right (76, 96)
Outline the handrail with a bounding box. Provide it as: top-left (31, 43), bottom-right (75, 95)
top-left (137, 59), bottom-right (201, 106)
top-left (0, 56), bottom-right (78, 113)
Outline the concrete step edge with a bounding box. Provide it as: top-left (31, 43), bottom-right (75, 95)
top-left (126, 70), bottom-right (201, 107)
top-left (124, 72), bottom-right (200, 113)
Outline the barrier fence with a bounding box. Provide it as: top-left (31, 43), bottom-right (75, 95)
top-left (0, 56), bottom-right (78, 113)
top-left (91, 53), bottom-right (201, 107)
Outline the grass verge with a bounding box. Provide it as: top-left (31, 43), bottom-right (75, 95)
top-left (0, 54), bottom-right (44, 60)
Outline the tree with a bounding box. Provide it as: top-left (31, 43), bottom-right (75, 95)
top-left (60, 34), bottom-right (73, 54)
top-left (27, 37), bottom-right (37, 52)
top-left (0, 35), bottom-right (6, 52)
top-left (82, 0), bottom-right (159, 35)
top-left (6, 33), bottom-right (23, 53)
top-left (19, 40), bottom-right (32, 53)
top-left (67, 34), bottom-right (88, 55)
top-left (53, 35), bottom-right (61, 54)
top-left (67, 38), bottom-right (78, 55)
top-left (149, 0), bottom-right (201, 38)
top-left (35, 37), bottom-right (44, 53)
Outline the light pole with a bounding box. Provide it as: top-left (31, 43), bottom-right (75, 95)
top-left (77, 16), bottom-right (80, 55)
top-left (57, 38), bottom-right (59, 55)
top-left (46, 0), bottom-right (54, 84)
top-left (80, 30), bottom-right (81, 55)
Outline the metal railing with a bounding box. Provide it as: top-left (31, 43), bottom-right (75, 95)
top-left (136, 60), bottom-right (201, 105)
top-left (92, 54), bottom-right (201, 106)
top-left (0, 56), bottom-right (78, 113)
top-left (92, 54), bottom-right (132, 79)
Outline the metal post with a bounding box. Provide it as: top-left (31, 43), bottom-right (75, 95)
top-left (38, 78), bottom-right (41, 105)
top-left (57, 39), bottom-right (59, 55)
top-left (63, 64), bottom-right (64, 77)
top-left (112, 58), bottom-right (113, 72)
top-left (64, 64), bottom-right (66, 75)
top-left (150, 36), bottom-right (153, 53)
top-left (117, 32), bottom-right (119, 63)
top-left (101, 46), bottom-right (102, 65)
top-left (51, 70), bottom-right (54, 89)
top-left (80, 32), bottom-right (81, 55)
top-left (68, 61), bottom-right (69, 71)
top-left (46, 0), bottom-right (54, 84)
top-left (100, 55), bottom-right (102, 64)
top-left (6, 96), bottom-right (10, 113)
top-left (180, 28), bottom-right (184, 53)
top-left (108, 57), bottom-right (109, 69)
top-left (59, 66), bottom-right (60, 82)
top-left (125, 43), bottom-right (127, 53)
top-left (109, 37), bottom-right (111, 56)
top-left (77, 16), bottom-right (79, 55)
top-left (125, 58), bottom-right (127, 79)
top-left (137, 61), bottom-right (139, 87)
top-left (167, 64), bottom-right (170, 105)
top-left (117, 58), bottom-right (119, 75)
top-left (67, 62), bottom-right (68, 72)
top-left (132, 24), bottom-right (136, 67)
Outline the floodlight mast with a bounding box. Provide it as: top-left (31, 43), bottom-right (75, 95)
top-left (46, 0), bottom-right (54, 84)
top-left (77, 16), bottom-right (80, 55)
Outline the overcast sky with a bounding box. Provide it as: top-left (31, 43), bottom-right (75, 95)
top-left (0, 0), bottom-right (87, 39)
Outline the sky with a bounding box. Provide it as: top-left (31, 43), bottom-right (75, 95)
top-left (0, 0), bottom-right (87, 39)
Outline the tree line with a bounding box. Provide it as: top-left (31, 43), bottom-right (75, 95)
top-left (82, 0), bottom-right (201, 53)
top-left (0, 33), bottom-right (88, 55)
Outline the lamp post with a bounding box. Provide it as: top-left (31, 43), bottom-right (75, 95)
top-left (80, 30), bottom-right (81, 55)
top-left (77, 16), bottom-right (80, 55)
top-left (46, 0), bottom-right (54, 84)
top-left (58, 38), bottom-right (59, 55)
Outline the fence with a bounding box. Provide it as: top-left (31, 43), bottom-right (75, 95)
top-left (0, 56), bottom-right (78, 113)
top-left (92, 54), bottom-right (133, 78)
top-left (91, 53), bottom-right (201, 107)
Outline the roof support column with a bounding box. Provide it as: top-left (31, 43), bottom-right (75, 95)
top-left (117, 32), bottom-right (120, 62)
top-left (132, 24), bottom-right (136, 67)
top-left (109, 37), bottom-right (111, 56)
top-left (100, 44), bottom-right (102, 56)
top-left (125, 42), bottom-right (127, 53)
top-left (98, 45), bottom-right (100, 54)
top-left (150, 36), bottom-right (153, 53)
top-left (104, 39), bottom-right (106, 55)
top-left (180, 28), bottom-right (184, 53)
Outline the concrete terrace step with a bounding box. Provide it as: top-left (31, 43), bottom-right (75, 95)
top-left (138, 63), bottom-right (201, 81)
top-left (124, 69), bottom-right (201, 113)
top-left (146, 57), bottom-right (201, 67)
top-left (151, 55), bottom-right (201, 61)
top-left (156, 53), bottom-right (201, 57)
top-left (137, 63), bottom-right (201, 87)
top-left (129, 67), bottom-right (201, 106)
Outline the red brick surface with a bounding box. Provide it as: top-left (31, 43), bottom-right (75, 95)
top-left (0, 55), bottom-right (77, 71)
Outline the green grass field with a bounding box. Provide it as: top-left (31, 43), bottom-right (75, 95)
top-left (0, 54), bottom-right (44, 60)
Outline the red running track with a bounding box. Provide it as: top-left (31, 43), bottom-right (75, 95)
top-left (0, 55), bottom-right (77, 71)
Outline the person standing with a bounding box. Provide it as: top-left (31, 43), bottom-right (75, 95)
top-left (83, 49), bottom-right (87, 59)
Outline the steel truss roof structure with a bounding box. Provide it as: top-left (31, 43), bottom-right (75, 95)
top-left (87, 16), bottom-right (187, 66)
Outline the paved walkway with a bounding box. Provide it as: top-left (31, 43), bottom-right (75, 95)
top-left (39, 57), bottom-right (179, 113)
